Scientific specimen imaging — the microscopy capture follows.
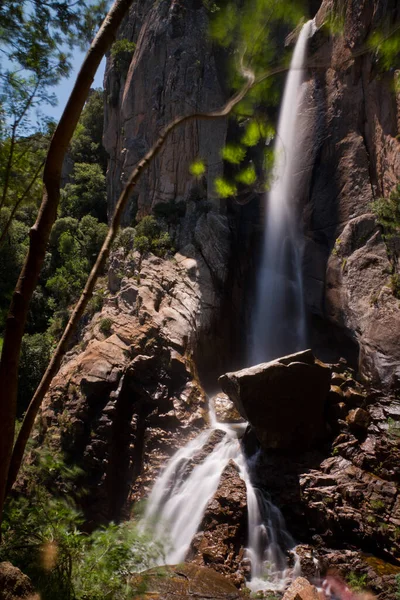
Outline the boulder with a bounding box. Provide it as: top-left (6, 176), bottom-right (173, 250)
top-left (130, 564), bottom-right (245, 599)
top-left (0, 562), bottom-right (36, 600)
top-left (282, 577), bottom-right (321, 600)
top-left (347, 408), bottom-right (371, 432)
top-left (219, 351), bottom-right (331, 449)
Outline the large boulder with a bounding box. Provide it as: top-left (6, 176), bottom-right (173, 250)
top-left (0, 562), bottom-right (36, 600)
top-left (130, 564), bottom-right (245, 599)
top-left (219, 350), bottom-right (331, 450)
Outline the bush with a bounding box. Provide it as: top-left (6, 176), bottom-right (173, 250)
top-left (370, 183), bottom-right (400, 253)
top-left (133, 216), bottom-right (173, 258)
top-left (99, 317), bottom-right (113, 336)
top-left (18, 333), bottom-right (53, 416)
top-left (113, 227), bottom-right (136, 255)
top-left (0, 448), bottom-right (162, 600)
top-left (111, 39), bottom-right (136, 76)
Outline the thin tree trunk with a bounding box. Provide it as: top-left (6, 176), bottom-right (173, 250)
top-left (0, 0), bottom-right (135, 531)
top-left (6, 68), bottom-right (256, 495)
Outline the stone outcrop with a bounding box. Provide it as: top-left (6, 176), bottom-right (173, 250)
top-left (212, 393), bottom-right (244, 425)
top-left (300, 0), bottom-right (400, 388)
top-left (130, 563), bottom-right (245, 600)
top-left (0, 562), bottom-right (36, 600)
top-left (246, 361), bottom-right (400, 598)
top-left (282, 577), bottom-right (321, 600)
top-left (187, 460), bottom-right (249, 586)
top-left (38, 249), bottom-right (221, 524)
top-left (219, 350), bottom-right (331, 449)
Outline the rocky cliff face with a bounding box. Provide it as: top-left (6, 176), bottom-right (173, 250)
top-left (301, 0), bottom-right (400, 389)
top-left (33, 0), bottom-right (400, 594)
top-left (104, 0), bottom-right (227, 222)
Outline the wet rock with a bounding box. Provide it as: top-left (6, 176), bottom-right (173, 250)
top-left (291, 545), bottom-right (321, 582)
top-left (187, 460), bottom-right (248, 586)
top-left (0, 562), bottom-right (35, 600)
top-left (282, 577), bottom-right (320, 600)
top-left (347, 408), bottom-right (371, 432)
top-left (131, 563), bottom-right (245, 599)
top-left (219, 351), bottom-right (331, 450)
top-left (212, 393), bottom-right (244, 424)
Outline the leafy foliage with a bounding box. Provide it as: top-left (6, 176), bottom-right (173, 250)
top-left (1, 447), bottom-right (162, 600)
top-left (46, 215), bottom-right (107, 309)
top-left (111, 39), bottom-right (137, 76)
top-left (370, 183), bottom-right (400, 298)
top-left (189, 159), bottom-right (206, 178)
top-left (18, 333), bottom-right (53, 416)
top-left (60, 163), bottom-right (107, 222)
top-left (70, 90), bottom-right (108, 171)
top-left (371, 183), bottom-right (400, 241)
top-left (133, 216), bottom-right (173, 257)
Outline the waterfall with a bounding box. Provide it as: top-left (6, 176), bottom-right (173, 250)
top-left (140, 19), bottom-right (315, 594)
top-left (141, 405), bottom-right (298, 591)
top-left (249, 20), bottom-right (315, 365)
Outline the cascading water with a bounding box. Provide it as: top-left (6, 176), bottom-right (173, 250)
top-left (141, 19), bottom-right (315, 594)
top-left (141, 405), bottom-right (298, 591)
top-left (249, 19), bottom-right (315, 365)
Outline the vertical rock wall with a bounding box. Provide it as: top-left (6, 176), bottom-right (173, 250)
top-left (104, 0), bottom-right (227, 222)
top-left (300, 0), bottom-right (400, 388)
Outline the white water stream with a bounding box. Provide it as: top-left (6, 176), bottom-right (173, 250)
top-left (249, 19), bottom-right (315, 365)
top-left (142, 406), bottom-right (299, 591)
top-left (141, 19), bottom-right (314, 593)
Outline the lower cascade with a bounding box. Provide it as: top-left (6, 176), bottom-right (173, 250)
top-left (141, 402), bottom-right (299, 592)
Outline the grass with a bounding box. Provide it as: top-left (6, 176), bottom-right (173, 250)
top-left (0, 336), bottom-right (3, 356)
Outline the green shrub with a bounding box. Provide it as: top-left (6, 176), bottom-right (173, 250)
top-left (0, 447), bottom-right (162, 600)
top-left (18, 333), bottom-right (53, 416)
top-left (133, 216), bottom-right (173, 258)
top-left (370, 183), bottom-right (400, 251)
top-left (99, 317), bottom-right (113, 336)
top-left (391, 273), bottom-right (400, 299)
top-left (114, 227), bottom-right (136, 255)
top-left (347, 572), bottom-right (368, 592)
top-left (111, 39), bottom-right (136, 76)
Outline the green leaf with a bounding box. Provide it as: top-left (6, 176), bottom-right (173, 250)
top-left (189, 159), bottom-right (206, 177)
top-left (215, 178), bottom-right (237, 197)
top-left (236, 165), bottom-right (257, 185)
top-left (221, 144), bottom-right (246, 165)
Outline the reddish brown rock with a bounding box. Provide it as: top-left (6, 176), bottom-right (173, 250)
top-left (0, 562), bottom-right (36, 600)
top-left (282, 577), bottom-right (321, 600)
top-left (347, 408), bottom-right (371, 432)
top-left (130, 563), bottom-right (245, 600)
top-left (187, 460), bottom-right (248, 586)
top-left (302, 0), bottom-right (400, 390)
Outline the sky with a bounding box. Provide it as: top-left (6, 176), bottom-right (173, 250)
top-left (44, 51), bottom-right (106, 121)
